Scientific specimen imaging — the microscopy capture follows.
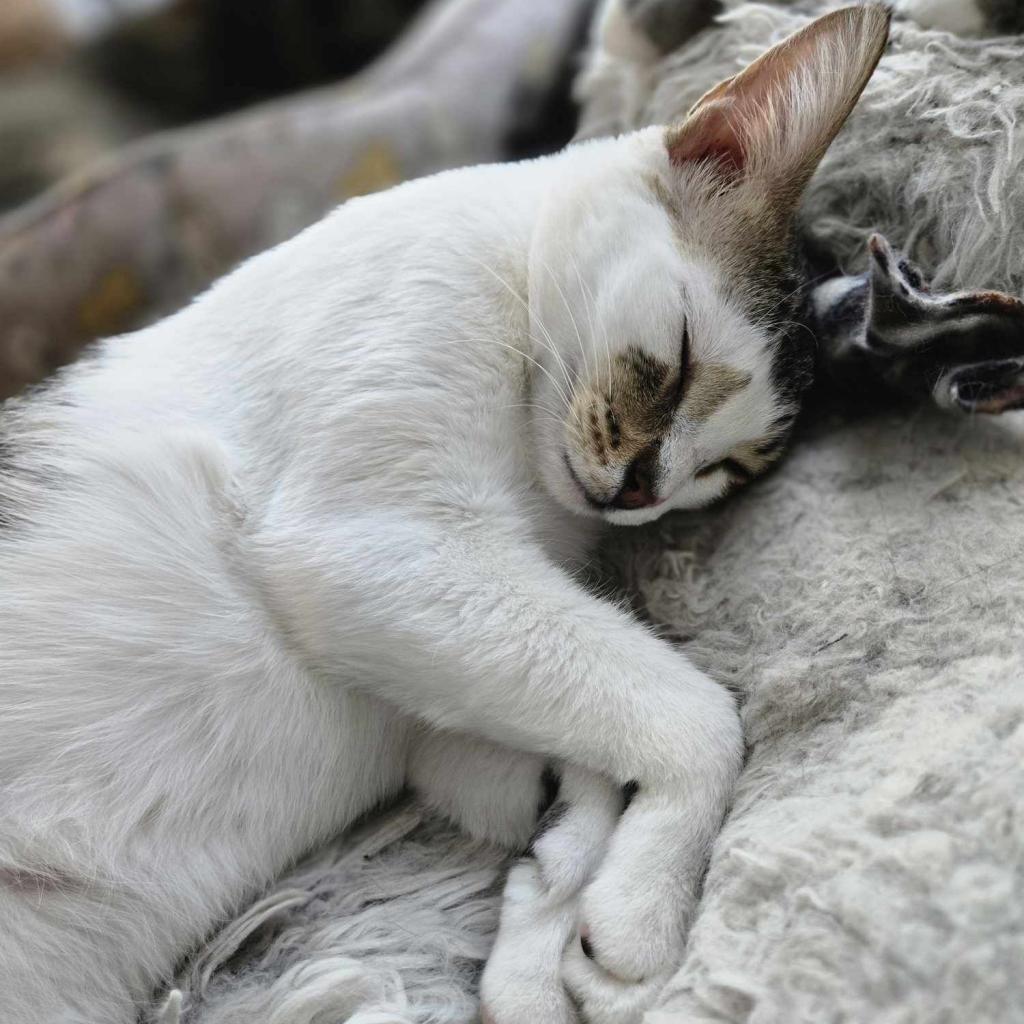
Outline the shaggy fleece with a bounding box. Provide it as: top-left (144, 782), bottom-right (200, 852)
top-left (159, 804), bottom-right (506, 1024)
top-left (628, 407), bottom-right (1024, 1024)
top-left (578, 1), bottom-right (1024, 291)
top-left (159, 5), bottom-right (1024, 1023)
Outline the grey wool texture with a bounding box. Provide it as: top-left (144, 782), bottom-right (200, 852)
top-left (162, 4), bottom-right (1024, 1023)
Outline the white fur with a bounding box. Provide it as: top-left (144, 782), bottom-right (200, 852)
top-left (0, 10), bottom-right (887, 1020)
top-left (0, 137), bottom-right (743, 1024)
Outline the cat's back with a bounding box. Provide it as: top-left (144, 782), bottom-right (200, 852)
top-left (0, 148), bottom-right (566, 695)
top-left (0, 278), bottom-right (298, 782)
top-left (0, 151), bottom-right (550, 696)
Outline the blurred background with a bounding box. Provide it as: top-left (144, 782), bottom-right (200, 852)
top-left (0, 0), bottom-right (447, 211)
top-left (0, 0), bottom-right (592, 396)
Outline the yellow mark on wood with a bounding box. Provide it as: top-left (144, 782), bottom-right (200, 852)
top-left (337, 143), bottom-right (402, 200)
top-left (79, 267), bottom-right (143, 337)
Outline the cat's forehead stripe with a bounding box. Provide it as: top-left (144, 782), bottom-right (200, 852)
top-left (684, 362), bottom-right (752, 422)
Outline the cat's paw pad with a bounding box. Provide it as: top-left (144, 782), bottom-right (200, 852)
top-left (563, 938), bottom-right (670, 1024)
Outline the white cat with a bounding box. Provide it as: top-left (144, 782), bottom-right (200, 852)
top-left (0, 6), bottom-right (888, 1023)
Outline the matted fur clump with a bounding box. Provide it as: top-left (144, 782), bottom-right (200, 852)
top-left (161, 5), bottom-right (1024, 1023)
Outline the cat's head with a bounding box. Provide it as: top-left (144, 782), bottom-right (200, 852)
top-left (530, 4), bottom-right (889, 524)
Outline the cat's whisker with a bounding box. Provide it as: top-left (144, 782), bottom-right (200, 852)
top-left (438, 334), bottom-right (573, 410)
top-left (502, 400), bottom-right (566, 419)
top-left (466, 253), bottom-right (576, 401)
top-left (578, 195), bottom-right (614, 386)
top-left (463, 251), bottom-right (563, 362)
top-left (568, 252), bottom-right (598, 385)
top-left (501, 401), bottom-right (568, 430)
top-left (770, 318), bottom-right (818, 345)
top-left (777, 268), bottom-right (836, 308)
top-left (537, 254), bottom-right (588, 391)
top-left (746, 270), bottom-right (839, 339)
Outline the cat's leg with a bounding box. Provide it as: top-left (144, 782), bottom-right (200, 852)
top-left (407, 729), bottom-right (554, 850)
top-left (809, 233), bottom-right (1024, 415)
top-left (264, 513), bottom-right (744, 1023)
top-left (408, 731), bottom-right (623, 884)
top-left (481, 767), bottom-right (626, 1024)
top-left (408, 731), bottom-right (624, 1022)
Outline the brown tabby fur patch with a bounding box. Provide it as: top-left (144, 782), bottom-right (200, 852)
top-left (575, 344), bottom-right (752, 470)
top-left (684, 362), bottom-right (752, 421)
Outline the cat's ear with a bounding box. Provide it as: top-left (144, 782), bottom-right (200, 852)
top-left (665, 4), bottom-right (889, 207)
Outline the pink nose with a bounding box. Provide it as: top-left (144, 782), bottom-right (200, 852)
top-left (610, 454), bottom-right (659, 510)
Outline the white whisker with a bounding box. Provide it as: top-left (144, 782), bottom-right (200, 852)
top-left (436, 334), bottom-right (572, 410)
top-left (464, 253), bottom-right (575, 405)
top-left (538, 254), bottom-right (588, 389)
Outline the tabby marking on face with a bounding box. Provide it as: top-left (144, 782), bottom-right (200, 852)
top-left (568, 331), bottom-right (776, 502)
top-left (684, 362), bottom-right (752, 421)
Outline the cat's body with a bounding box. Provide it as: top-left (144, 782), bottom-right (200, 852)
top-left (0, 139), bottom-right (735, 1024)
top-left (0, 8), bottom-right (891, 1023)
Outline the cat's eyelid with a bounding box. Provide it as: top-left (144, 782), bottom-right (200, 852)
top-left (695, 456), bottom-right (754, 481)
top-left (674, 321), bottom-right (691, 406)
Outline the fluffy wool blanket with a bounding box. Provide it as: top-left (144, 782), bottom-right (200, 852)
top-left (159, 4), bottom-right (1024, 1023)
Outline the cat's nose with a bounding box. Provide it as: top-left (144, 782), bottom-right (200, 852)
top-left (610, 453), bottom-right (660, 510)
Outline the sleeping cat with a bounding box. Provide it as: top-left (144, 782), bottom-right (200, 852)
top-left (0, 6), bottom-right (890, 1024)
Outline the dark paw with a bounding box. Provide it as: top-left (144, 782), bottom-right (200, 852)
top-left (938, 357), bottom-right (1024, 414)
top-left (810, 232), bottom-right (1024, 416)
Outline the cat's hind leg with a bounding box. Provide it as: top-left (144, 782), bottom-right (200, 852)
top-left (480, 768), bottom-right (624, 1024)
top-left (408, 732), bottom-right (624, 1023)
top-left (407, 729), bottom-right (554, 850)
top-left (0, 431), bottom-right (404, 1024)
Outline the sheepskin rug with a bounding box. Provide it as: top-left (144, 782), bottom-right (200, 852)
top-left (158, 5), bottom-right (1024, 1023)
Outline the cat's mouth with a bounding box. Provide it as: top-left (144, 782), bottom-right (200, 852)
top-left (563, 452), bottom-right (609, 512)
top-left (562, 451), bottom-right (665, 517)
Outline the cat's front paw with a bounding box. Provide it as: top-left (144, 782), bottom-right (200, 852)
top-left (479, 861), bottom-right (577, 1024)
top-left (812, 232), bottom-right (1024, 416)
top-left (563, 939), bottom-right (671, 1024)
top-left (574, 833), bottom-right (696, 984)
top-left (561, 780), bottom-right (716, 1016)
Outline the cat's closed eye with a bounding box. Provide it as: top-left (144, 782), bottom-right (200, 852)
top-left (672, 323), bottom-right (691, 407)
top-left (695, 458), bottom-right (753, 482)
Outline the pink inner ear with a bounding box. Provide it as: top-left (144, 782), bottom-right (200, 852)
top-left (667, 99), bottom-right (749, 177)
top-left (667, 44), bottom-right (798, 179)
